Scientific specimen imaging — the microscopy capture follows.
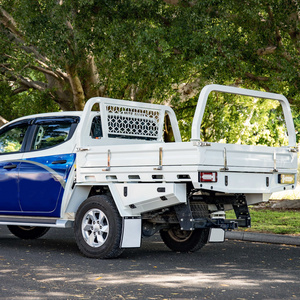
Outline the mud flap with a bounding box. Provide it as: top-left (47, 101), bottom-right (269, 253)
top-left (208, 228), bottom-right (225, 243)
top-left (120, 217), bottom-right (142, 248)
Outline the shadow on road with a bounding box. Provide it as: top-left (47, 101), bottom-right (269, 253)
top-left (0, 226), bottom-right (299, 300)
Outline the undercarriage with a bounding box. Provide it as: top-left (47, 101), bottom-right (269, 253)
top-left (141, 191), bottom-right (251, 238)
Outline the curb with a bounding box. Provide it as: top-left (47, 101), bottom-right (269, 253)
top-left (225, 231), bottom-right (300, 246)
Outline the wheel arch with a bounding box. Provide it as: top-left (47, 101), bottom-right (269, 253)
top-left (63, 183), bottom-right (131, 218)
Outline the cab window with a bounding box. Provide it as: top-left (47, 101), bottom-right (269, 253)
top-left (31, 120), bottom-right (73, 150)
top-left (90, 115), bottom-right (103, 139)
top-left (0, 122), bottom-right (29, 154)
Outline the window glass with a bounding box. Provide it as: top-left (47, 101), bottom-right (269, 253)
top-left (0, 123), bottom-right (29, 153)
top-left (90, 115), bottom-right (103, 139)
top-left (32, 121), bottom-right (72, 150)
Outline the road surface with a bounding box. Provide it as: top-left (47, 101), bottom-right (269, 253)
top-left (0, 226), bottom-right (299, 299)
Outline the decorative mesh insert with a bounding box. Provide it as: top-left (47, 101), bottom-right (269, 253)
top-left (106, 105), bottom-right (161, 139)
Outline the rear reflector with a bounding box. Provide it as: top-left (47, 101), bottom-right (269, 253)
top-left (278, 174), bottom-right (295, 184)
top-left (199, 172), bottom-right (217, 182)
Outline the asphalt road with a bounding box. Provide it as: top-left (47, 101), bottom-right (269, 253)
top-left (0, 226), bottom-right (299, 300)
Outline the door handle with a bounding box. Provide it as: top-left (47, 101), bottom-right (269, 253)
top-left (3, 164), bottom-right (17, 170)
top-left (51, 160), bottom-right (67, 165)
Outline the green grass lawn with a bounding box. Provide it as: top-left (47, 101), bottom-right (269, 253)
top-left (226, 208), bottom-right (300, 235)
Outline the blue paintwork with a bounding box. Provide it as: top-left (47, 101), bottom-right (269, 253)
top-left (0, 153), bottom-right (76, 217)
top-left (0, 161), bottom-right (21, 211)
top-left (19, 153), bottom-right (76, 217)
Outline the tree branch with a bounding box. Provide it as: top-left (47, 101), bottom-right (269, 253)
top-left (0, 8), bottom-right (49, 63)
top-left (0, 7), bottom-right (22, 38)
top-left (245, 72), bottom-right (269, 82)
top-left (29, 65), bottom-right (67, 81)
top-left (12, 86), bottom-right (28, 94)
top-left (17, 76), bottom-right (47, 91)
top-left (163, 0), bottom-right (196, 7)
top-left (257, 46), bottom-right (277, 56)
top-left (267, 5), bottom-right (283, 47)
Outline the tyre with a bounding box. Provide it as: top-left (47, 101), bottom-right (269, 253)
top-left (160, 226), bottom-right (209, 252)
top-left (74, 195), bottom-right (124, 259)
top-left (7, 225), bottom-right (50, 239)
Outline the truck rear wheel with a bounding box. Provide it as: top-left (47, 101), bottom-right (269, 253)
top-left (74, 195), bottom-right (124, 259)
top-left (7, 225), bottom-right (50, 239)
top-left (160, 226), bottom-right (209, 252)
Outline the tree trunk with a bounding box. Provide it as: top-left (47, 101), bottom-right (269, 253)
top-left (66, 66), bottom-right (85, 111)
top-left (43, 74), bottom-right (74, 111)
top-left (81, 55), bottom-right (101, 100)
top-left (163, 114), bottom-right (175, 142)
top-left (0, 116), bottom-right (8, 127)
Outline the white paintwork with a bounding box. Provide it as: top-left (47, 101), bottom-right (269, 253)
top-left (0, 111), bottom-right (82, 127)
top-left (74, 85), bottom-right (297, 223)
top-left (1, 85), bottom-right (297, 249)
top-left (114, 182), bottom-right (186, 215)
top-left (209, 228), bottom-right (225, 243)
top-left (120, 218), bottom-right (142, 248)
top-left (76, 97), bottom-right (182, 146)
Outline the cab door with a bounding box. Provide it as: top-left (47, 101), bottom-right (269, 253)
top-left (19, 117), bottom-right (78, 217)
top-left (0, 156), bottom-right (21, 212)
top-left (0, 121), bottom-right (30, 212)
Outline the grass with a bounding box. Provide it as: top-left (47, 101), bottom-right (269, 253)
top-left (225, 164), bottom-right (300, 235)
top-left (225, 183), bottom-right (300, 235)
top-left (270, 188), bottom-right (300, 200)
top-left (226, 208), bottom-right (300, 235)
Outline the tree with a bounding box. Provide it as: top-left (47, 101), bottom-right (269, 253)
top-left (169, 0), bottom-right (300, 143)
top-left (0, 0), bottom-right (193, 119)
top-left (175, 91), bottom-right (289, 146)
top-left (1, 0), bottom-right (300, 144)
top-left (215, 0), bottom-right (300, 103)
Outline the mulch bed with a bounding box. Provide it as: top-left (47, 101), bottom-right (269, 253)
top-left (252, 200), bottom-right (300, 210)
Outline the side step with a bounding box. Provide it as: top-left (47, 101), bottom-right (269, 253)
top-left (0, 215), bottom-right (73, 228)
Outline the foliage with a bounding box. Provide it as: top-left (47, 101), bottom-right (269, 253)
top-left (0, 82), bottom-right (59, 121)
top-left (1, 0), bottom-right (300, 145)
top-left (176, 91), bottom-right (289, 146)
top-left (0, 0), bottom-right (195, 116)
top-left (0, 125), bottom-right (27, 152)
top-left (169, 0), bottom-right (300, 143)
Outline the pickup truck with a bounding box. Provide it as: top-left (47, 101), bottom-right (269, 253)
top-left (0, 84), bottom-right (297, 258)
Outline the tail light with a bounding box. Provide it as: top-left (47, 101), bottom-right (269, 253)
top-left (199, 172), bottom-right (218, 182)
top-left (278, 174), bottom-right (295, 184)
